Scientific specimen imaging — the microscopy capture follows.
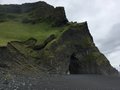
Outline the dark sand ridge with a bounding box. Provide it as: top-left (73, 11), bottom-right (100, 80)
top-left (0, 74), bottom-right (120, 90)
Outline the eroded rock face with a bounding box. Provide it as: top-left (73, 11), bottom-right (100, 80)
top-left (38, 22), bottom-right (118, 75)
top-left (0, 1), bottom-right (118, 75)
top-left (0, 38), bottom-right (40, 74)
top-left (0, 22), bottom-right (118, 75)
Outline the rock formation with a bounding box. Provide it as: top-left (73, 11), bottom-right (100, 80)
top-left (36, 22), bottom-right (118, 75)
top-left (0, 1), bottom-right (118, 75)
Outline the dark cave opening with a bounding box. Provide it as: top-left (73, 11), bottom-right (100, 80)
top-left (69, 53), bottom-right (80, 74)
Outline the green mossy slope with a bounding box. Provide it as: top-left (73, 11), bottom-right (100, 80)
top-left (0, 21), bottom-right (67, 46)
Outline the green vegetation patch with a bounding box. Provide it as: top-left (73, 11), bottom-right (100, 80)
top-left (0, 21), bottom-right (65, 46)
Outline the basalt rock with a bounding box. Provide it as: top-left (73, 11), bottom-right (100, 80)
top-left (0, 36), bottom-right (55, 74)
top-left (37, 22), bottom-right (118, 75)
top-left (0, 2), bottom-right (118, 76)
top-left (0, 22), bottom-right (118, 75)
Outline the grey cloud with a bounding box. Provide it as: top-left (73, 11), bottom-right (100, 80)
top-left (99, 23), bottom-right (120, 55)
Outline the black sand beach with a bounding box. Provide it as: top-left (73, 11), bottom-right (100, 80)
top-left (0, 74), bottom-right (120, 90)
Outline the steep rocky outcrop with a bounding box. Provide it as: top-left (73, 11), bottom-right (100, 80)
top-left (0, 2), bottom-right (118, 75)
top-left (0, 22), bottom-right (118, 75)
top-left (37, 22), bottom-right (118, 75)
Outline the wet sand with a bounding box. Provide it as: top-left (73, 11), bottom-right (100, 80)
top-left (0, 74), bottom-right (120, 90)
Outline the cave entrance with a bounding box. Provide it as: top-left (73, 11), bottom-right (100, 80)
top-left (69, 53), bottom-right (80, 74)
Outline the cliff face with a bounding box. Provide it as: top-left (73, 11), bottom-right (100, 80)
top-left (0, 1), bottom-right (68, 26)
top-left (37, 22), bottom-right (118, 75)
top-left (0, 2), bottom-right (118, 75)
top-left (0, 22), bottom-right (118, 75)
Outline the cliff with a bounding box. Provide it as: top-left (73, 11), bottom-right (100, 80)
top-left (0, 1), bottom-right (68, 26)
top-left (33, 22), bottom-right (118, 75)
top-left (0, 1), bottom-right (118, 75)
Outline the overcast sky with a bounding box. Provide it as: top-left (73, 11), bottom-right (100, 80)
top-left (0, 0), bottom-right (120, 71)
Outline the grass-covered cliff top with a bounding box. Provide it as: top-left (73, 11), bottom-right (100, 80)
top-left (0, 1), bottom-right (68, 46)
top-left (0, 21), bottom-right (68, 46)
